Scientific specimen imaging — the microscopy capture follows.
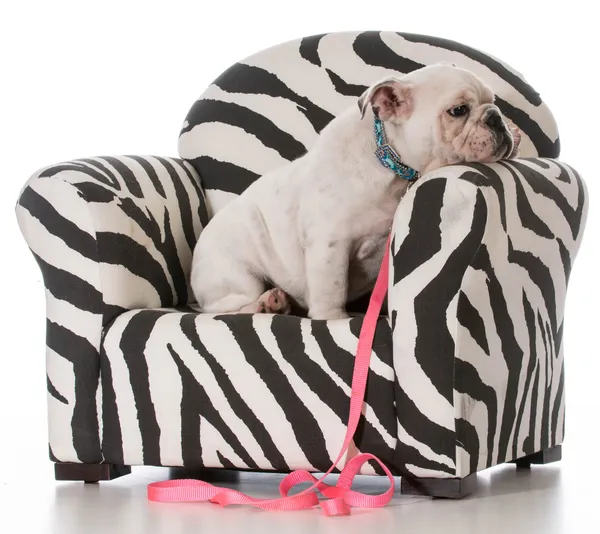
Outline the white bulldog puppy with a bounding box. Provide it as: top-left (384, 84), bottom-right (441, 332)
top-left (191, 64), bottom-right (518, 319)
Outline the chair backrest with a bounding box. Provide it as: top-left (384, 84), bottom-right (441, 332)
top-left (178, 31), bottom-right (560, 214)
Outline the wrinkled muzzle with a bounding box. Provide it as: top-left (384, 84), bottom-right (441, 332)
top-left (464, 105), bottom-right (520, 162)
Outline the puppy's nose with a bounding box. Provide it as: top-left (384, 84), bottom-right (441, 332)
top-left (485, 110), bottom-right (503, 130)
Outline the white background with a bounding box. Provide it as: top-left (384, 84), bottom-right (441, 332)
top-left (1, 0), bottom-right (598, 512)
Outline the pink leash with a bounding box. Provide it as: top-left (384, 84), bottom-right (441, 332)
top-left (148, 238), bottom-right (394, 516)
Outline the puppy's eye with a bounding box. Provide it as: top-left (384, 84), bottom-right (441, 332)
top-left (448, 105), bottom-right (469, 117)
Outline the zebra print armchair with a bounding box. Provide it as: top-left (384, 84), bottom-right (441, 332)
top-left (16, 32), bottom-right (588, 498)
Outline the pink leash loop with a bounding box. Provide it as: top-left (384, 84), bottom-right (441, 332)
top-left (148, 237), bottom-right (393, 516)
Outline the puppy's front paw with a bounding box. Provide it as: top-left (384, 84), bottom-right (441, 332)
top-left (308, 308), bottom-right (349, 320)
top-left (256, 288), bottom-right (292, 315)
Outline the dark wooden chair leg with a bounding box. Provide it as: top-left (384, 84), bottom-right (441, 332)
top-left (54, 463), bottom-right (131, 483)
top-left (512, 445), bottom-right (562, 468)
top-left (400, 472), bottom-right (477, 499)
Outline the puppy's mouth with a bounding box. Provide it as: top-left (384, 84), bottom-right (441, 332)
top-left (501, 118), bottom-right (522, 158)
top-left (496, 137), bottom-right (513, 159)
top-left (494, 128), bottom-right (517, 159)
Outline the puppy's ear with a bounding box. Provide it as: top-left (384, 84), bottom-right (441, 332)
top-left (357, 78), bottom-right (413, 121)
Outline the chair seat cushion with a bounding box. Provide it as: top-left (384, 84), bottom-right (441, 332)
top-left (99, 307), bottom-right (397, 474)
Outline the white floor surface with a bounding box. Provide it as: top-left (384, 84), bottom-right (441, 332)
top-left (1, 442), bottom-right (598, 533)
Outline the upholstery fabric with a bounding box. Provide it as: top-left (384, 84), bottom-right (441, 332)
top-left (15, 32), bottom-right (588, 481)
top-left (179, 31), bottom-right (560, 215)
top-left (90, 159), bottom-right (585, 479)
top-left (388, 159), bottom-right (586, 477)
top-left (16, 156), bottom-right (208, 462)
top-left (100, 308), bottom-right (395, 475)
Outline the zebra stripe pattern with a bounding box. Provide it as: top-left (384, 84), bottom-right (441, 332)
top-left (389, 159), bottom-right (587, 477)
top-left (100, 310), bottom-right (396, 474)
top-left (179, 31), bottom-right (560, 215)
top-left (15, 32), bottom-right (587, 481)
top-left (94, 158), bottom-right (584, 478)
top-left (16, 155), bottom-right (587, 477)
top-left (16, 156), bottom-right (208, 463)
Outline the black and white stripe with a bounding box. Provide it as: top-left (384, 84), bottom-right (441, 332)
top-left (389, 158), bottom-right (586, 477)
top-left (100, 310), bottom-right (396, 474)
top-left (179, 31), bottom-right (560, 215)
top-left (15, 33), bottom-right (587, 482)
top-left (16, 156), bottom-right (208, 462)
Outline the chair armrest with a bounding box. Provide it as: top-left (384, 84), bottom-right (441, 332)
top-left (388, 158), bottom-right (588, 478)
top-left (15, 155), bottom-right (208, 463)
top-left (17, 155), bottom-right (209, 320)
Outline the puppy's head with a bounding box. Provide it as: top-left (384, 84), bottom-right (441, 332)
top-left (358, 65), bottom-right (520, 172)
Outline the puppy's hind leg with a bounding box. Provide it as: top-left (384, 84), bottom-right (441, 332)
top-left (204, 286), bottom-right (292, 315)
top-left (239, 288), bottom-right (292, 315)
top-left (201, 284), bottom-right (263, 314)
top-left (192, 260), bottom-right (265, 313)
top-left (192, 256), bottom-right (291, 315)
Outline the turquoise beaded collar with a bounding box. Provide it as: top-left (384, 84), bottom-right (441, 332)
top-left (373, 117), bottom-right (419, 181)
